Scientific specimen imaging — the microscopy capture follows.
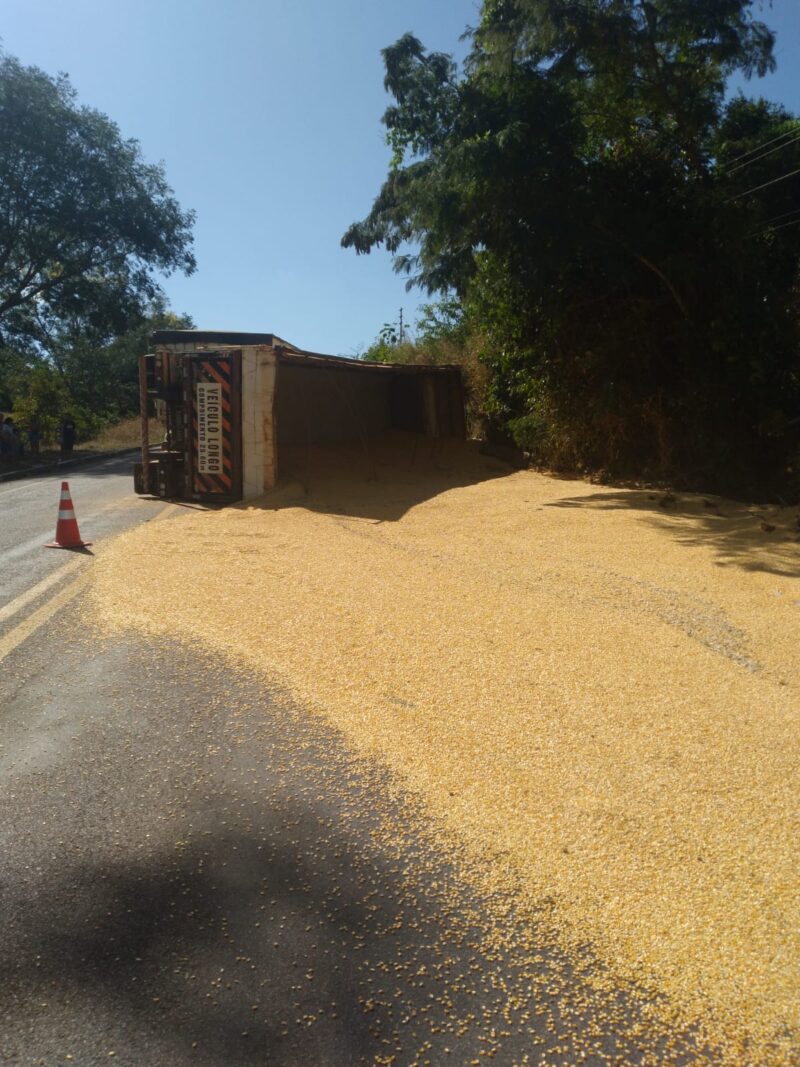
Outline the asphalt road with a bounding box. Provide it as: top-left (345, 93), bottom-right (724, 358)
top-left (0, 453), bottom-right (165, 613)
top-left (0, 461), bottom-right (706, 1065)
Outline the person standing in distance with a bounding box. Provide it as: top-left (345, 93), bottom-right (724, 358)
top-left (27, 414), bottom-right (41, 457)
top-left (59, 417), bottom-right (76, 461)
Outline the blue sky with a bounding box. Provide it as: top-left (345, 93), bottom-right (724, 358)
top-left (2, 0), bottom-right (798, 355)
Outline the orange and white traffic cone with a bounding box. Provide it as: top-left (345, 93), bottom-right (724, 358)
top-left (45, 481), bottom-right (92, 550)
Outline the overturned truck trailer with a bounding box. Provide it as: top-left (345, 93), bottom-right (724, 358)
top-left (135, 331), bottom-right (467, 503)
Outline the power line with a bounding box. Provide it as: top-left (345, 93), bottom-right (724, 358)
top-left (726, 165), bottom-right (800, 203)
top-left (722, 124), bottom-right (800, 170)
top-left (748, 206), bottom-right (800, 237)
top-left (760, 205), bottom-right (800, 229)
top-left (765, 216), bottom-right (800, 236)
top-left (726, 130), bottom-right (800, 175)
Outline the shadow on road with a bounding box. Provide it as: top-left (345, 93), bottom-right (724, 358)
top-left (547, 488), bottom-right (800, 577)
top-left (250, 434), bottom-right (516, 523)
top-left (0, 631), bottom-right (710, 1066)
top-left (2, 830), bottom-right (380, 1066)
top-left (0, 806), bottom-right (707, 1067)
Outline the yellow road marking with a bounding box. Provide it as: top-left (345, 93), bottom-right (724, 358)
top-left (0, 557), bottom-right (86, 626)
top-left (1, 500), bottom-right (177, 622)
top-left (152, 502), bottom-right (181, 522)
top-left (0, 500), bottom-right (180, 664)
top-left (0, 573), bottom-right (90, 664)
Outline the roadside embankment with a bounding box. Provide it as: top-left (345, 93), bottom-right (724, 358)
top-left (86, 435), bottom-right (800, 1065)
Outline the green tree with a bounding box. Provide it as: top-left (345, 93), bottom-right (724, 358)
top-left (343, 2), bottom-right (800, 496)
top-left (43, 300), bottom-right (194, 419)
top-left (7, 302), bottom-right (194, 440)
top-left (9, 364), bottom-right (72, 445)
top-left (0, 51), bottom-right (195, 354)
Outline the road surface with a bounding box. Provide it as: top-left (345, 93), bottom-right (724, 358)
top-left (0, 452), bottom-right (165, 614)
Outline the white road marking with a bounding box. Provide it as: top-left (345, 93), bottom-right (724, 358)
top-left (0, 498), bottom-right (178, 663)
top-left (0, 482), bottom-right (42, 500)
top-left (0, 496), bottom-right (142, 572)
top-left (0, 531), bottom-right (60, 567)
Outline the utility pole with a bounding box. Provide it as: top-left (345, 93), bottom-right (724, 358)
top-left (399, 307), bottom-right (404, 344)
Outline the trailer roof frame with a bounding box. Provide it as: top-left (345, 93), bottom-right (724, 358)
top-left (151, 331), bottom-right (462, 374)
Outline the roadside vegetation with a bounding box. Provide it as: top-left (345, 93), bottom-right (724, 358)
top-left (0, 417), bottom-right (163, 476)
top-left (347, 0), bottom-right (800, 501)
top-left (0, 50), bottom-right (194, 455)
top-left (2, 2), bottom-right (799, 499)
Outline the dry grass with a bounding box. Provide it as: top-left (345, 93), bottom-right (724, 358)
top-left (0, 417), bottom-right (159, 472)
top-left (78, 416), bottom-right (161, 452)
top-left (86, 435), bottom-right (800, 1064)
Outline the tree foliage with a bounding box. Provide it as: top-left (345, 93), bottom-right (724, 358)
top-left (5, 303), bottom-right (194, 442)
top-left (344, 1), bottom-right (800, 497)
top-left (0, 51), bottom-right (195, 354)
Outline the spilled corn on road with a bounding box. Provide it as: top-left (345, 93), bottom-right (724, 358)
top-left (0, 620), bottom-right (706, 1066)
top-left (19, 436), bottom-right (800, 1064)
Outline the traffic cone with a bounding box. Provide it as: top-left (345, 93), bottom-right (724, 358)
top-left (45, 481), bottom-right (92, 549)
